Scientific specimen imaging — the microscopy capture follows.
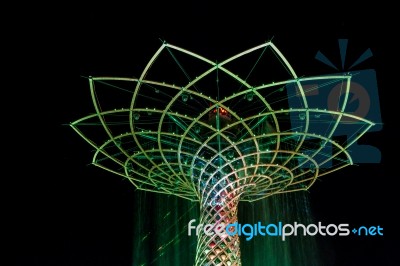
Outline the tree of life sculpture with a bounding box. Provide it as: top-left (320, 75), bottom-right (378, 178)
top-left (70, 41), bottom-right (375, 266)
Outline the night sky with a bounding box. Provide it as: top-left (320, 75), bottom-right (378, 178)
top-left (13, 3), bottom-right (398, 266)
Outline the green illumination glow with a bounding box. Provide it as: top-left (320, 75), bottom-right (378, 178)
top-left (71, 41), bottom-right (375, 265)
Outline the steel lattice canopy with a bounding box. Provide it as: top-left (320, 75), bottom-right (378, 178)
top-left (70, 41), bottom-right (375, 202)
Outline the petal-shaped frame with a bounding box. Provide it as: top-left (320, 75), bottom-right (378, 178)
top-left (70, 41), bottom-right (375, 202)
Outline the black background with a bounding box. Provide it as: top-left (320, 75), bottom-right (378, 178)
top-left (10, 2), bottom-right (398, 266)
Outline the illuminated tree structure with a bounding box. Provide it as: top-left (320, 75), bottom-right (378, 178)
top-left (70, 42), bottom-right (375, 266)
